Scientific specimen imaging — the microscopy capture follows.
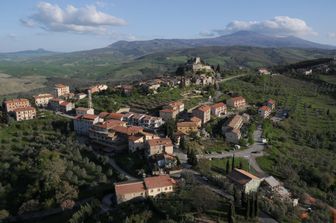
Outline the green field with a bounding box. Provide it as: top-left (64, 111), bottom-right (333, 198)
top-left (222, 74), bottom-right (336, 207)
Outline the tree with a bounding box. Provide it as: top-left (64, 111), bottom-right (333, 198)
top-left (164, 119), bottom-right (176, 138)
top-left (226, 159), bottom-right (230, 174)
top-left (187, 149), bottom-right (198, 166)
top-left (254, 192), bottom-right (259, 218)
top-left (241, 191), bottom-right (246, 208)
top-left (216, 64), bottom-right (221, 73)
top-left (231, 155), bottom-right (235, 170)
top-left (239, 161), bottom-right (243, 169)
top-left (228, 202), bottom-right (236, 223)
top-left (251, 194), bottom-right (256, 218)
top-left (246, 195), bottom-right (251, 219)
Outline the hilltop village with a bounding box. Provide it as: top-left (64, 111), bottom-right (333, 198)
top-left (1, 57), bottom-right (335, 222)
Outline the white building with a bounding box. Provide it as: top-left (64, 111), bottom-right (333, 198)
top-left (74, 114), bottom-right (99, 136)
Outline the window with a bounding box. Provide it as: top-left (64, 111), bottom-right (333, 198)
top-left (150, 189), bottom-right (153, 192)
top-left (157, 188), bottom-right (160, 192)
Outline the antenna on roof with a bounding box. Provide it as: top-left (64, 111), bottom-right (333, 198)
top-left (88, 90), bottom-right (93, 109)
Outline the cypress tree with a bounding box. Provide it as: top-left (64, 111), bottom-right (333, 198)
top-left (255, 192), bottom-right (259, 217)
top-left (246, 196), bottom-right (250, 219)
top-left (226, 159), bottom-right (230, 174)
top-left (239, 160), bottom-right (243, 169)
top-left (241, 191), bottom-right (246, 208)
top-left (231, 155), bottom-right (235, 170)
top-left (251, 193), bottom-right (256, 218)
top-left (233, 187), bottom-right (237, 204)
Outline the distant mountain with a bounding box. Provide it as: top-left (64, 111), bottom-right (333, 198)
top-left (105, 31), bottom-right (336, 58)
top-left (0, 48), bottom-right (59, 60)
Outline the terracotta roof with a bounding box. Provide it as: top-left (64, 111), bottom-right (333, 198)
top-left (190, 116), bottom-right (202, 123)
top-left (115, 181), bottom-right (145, 196)
top-left (230, 96), bottom-right (245, 102)
top-left (34, 94), bottom-right (53, 99)
top-left (109, 113), bottom-right (124, 120)
top-left (227, 115), bottom-right (243, 129)
top-left (55, 84), bottom-right (68, 88)
top-left (227, 168), bottom-right (259, 185)
top-left (267, 99), bottom-right (275, 104)
top-left (212, 102), bottom-right (226, 109)
top-left (13, 106), bottom-right (36, 112)
top-left (111, 125), bottom-right (143, 135)
top-left (196, 105), bottom-right (211, 112)
top-left (177, 121), bottom-right (198, 128)
top-left (60, 101), bottom-right (71, 106)
top-left (259, 106), bottom-right (271, 111)
top-left (144, 175), bottom-right (175, 189)
top-left (147, 138), bottom-right (173, 147)
top-left (98, 112), bottom-right (110, 118)
top-left (4, 98), bottom-right (30, 104)
top-left (97, 120), bottom-right (125, 129)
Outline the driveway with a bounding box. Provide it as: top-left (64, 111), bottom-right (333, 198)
top-left (199, 125), bottom-right (267, 177)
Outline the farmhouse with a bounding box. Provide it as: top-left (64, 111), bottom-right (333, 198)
top-left (258, 106), bottom-right (272, 118)
top-left (114, 175), bottom-right (175, 204)
top-left (146, 138), bottom-right (174, 157)
top-left (227, 168), bottom-right (262, 194)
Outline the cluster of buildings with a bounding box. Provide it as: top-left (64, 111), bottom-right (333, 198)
top-left (3, 98), bottom-right (36, 121)
top-left (258, 99), bottom-right (275, 119)
top-left (114, 175), bottom-right (175, 204)
top-left (73, 109), bottom-right (177, 172)
top-left (159, 101), bottom-right (185, 121)
top-left (227, 169), bottom-right (298, 206)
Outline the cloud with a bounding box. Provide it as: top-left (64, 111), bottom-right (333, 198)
top-left (328, 33), bottom-right (336, 38)
top-left (21, 2), bottom-right (127, 34)
top-left (6, 33), bottom-right (17, 40)
top-left (200, 16), bottom-right (316, 37)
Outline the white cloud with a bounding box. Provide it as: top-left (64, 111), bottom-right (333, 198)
top-left (328, 33), bottom-right (336, 38)
top-left (21, 2), bottom-right (127, 34)
top-left (200, 16), bottom-right (317, 37)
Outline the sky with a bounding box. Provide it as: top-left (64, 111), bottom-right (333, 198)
top-left (1, 0), bottom-right (336, 52)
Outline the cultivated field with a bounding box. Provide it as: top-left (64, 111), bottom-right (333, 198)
top-left (0, 73), bottom-right (47, 96)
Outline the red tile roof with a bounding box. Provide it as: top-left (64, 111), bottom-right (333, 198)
top-left (190, 116), bottom-right (202, 123)
top-left (227, 168), bottom-right (259, 185)
top-left (259, 105), bottom-right (271, 111)
top-left (147, 138), bottom-right (173, 147)
top-left (144, 175), bottom-right (175, 189)
top-left (109, 113), bottom-right (124, 120)
top-left (111, 126), bottom-right (143, 135)
top-left (81, 114), bottom-right (98, 120)
top-left (267, 99), bottom-right (275, 104)
top-left (97, 120), bottom-right (125, 129)
top-left (230, 96), bottom-right (245, 102)
top-left (212, 102), bottom-right (226, 109)
top-left (115, 181), bottom-right (145, 196)
top-left (60, 101), bottom-right (71, 106)
top-left (4, 98), bottom-right (30, 104)
top-left (196, 105), bottom-right (211, 112)
top-left (33, 94), bottom-right (53, 99)
top-left (98, 112), bottom-right (110, 118)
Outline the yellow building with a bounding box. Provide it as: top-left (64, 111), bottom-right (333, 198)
top-left (177, 121), bottom-right (198, 135)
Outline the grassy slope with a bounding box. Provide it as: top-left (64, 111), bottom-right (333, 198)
top-left (221, 74), bottom-right (336, 204)
top-left (0, 46), bottom-right (335, 81)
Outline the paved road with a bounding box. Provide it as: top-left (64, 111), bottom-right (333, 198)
top-left (108, 158), bottom-right (138, 181)
top-left (218, 73), bottom-right (248, 82)
top-left (199, 125), bottom-right (267, 177)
